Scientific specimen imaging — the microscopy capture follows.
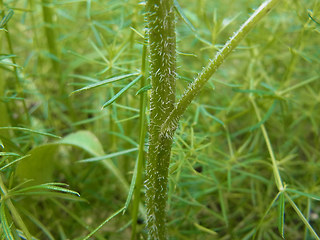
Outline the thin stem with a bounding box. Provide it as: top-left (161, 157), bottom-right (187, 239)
top-left (161, 0), bottom-right (281, 138)
top-left (250, 97), bottom-right (283, 190)
top-left (0, 1), bottom-right (31, 125)
top-left (131, 34), bottom-right (148, 239)
top-left (0, 174), bottom-right (33, 240)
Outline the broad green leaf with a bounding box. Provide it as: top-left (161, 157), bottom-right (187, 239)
top-left (59, 130), bottom-right (105, 157)
top-left (15, 144), bottom-right (58, 184)
top-left (16, 131), bottom-right (104, 183)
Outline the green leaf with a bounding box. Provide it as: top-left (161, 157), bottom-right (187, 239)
top-left (59, 130), bottom-right (105, 157)
top-left (308, 10), bottom-right (320, 26)
top-left (71, 72), bottom-right (139, 95)
top-left (174, 0), bottom-right (196, 32)
top-left (286, 188), bottom-right (320, 201)
top-left (0, 139), bottom-right (3, 148)
top-left (102, 75), bottom-right (142, 108)
top-left (82, 206), bottom-right (125, 240)
top-left (78, 148), bottom-right (138, 163)
top-left (0, 203), bottom-right (14, 240)
top-left (0, 9), bottom-right (14, 28)
top-left (0, 155), bottom-right (30, 171)
top-left (285, 193), bottom-right (320, 240)
top-left (278, 192), bottom-right (285, 238)
top-left (0, 127), bottom-right (60, 139)
top-left (136, 84), bottom-right (151, 95)
top-left (0, 152), bottom-right (20, 157)
top-left (15, 144), bottom-right (58, 184)
top-left (12, 182), bottom-right (80, 197)
top-left (15, 131), bottom-right (105, 183)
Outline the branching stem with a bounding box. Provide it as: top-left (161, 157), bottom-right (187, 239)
top-left (161, 0), bottom-right (281, 139)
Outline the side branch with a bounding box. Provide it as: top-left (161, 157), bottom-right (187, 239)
top-left (160, 0), bottom-right (281, 138)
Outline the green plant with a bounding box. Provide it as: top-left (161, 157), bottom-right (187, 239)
top-left (1, 0), bottom-right (320, 239)
top-left (144, 0), bottom-right (283, 239)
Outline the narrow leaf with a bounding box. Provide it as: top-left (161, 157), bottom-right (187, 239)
top-left (286, 188), bottom-right (320, 201)
top-left (308, 11), bottom-right (320, 26)
top-left (102, 75), bottom-right (142, 108)
top-left (0, 204), bottom-right (14, 240)
top-left (0, 127), bottom-right (60, 139)
top-left (0, 138), bottom-right (4, 148)
top-left (174, 0), bottom-right (196, 32)
top-left (78, 148), bottom-right (138, 163)
top-left (136, 84), bottom-right (151, 95)
top-left (83, 207), bottom-right (125, 240)
top-left (71, 72), bottom-right (139, 95)
top-left (285, 193), bottom-right (320, 240)
top-left (0, 9), bottom-right (14, 28)
top-left (0, 155), bottom-right (30, 171)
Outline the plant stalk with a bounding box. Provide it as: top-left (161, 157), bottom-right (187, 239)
top-left (145, 0), bottom-right (176, 239)
top-left (161, 0), bottom-right (281, 139)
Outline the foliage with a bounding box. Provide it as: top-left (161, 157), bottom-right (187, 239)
top-left (0, 0), bottom-right (319, 239)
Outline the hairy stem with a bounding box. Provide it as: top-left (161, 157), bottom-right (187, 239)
top-left (161, 0), bottom-right (281, 139)
top-left (145, 0), bottom-right (176, 239)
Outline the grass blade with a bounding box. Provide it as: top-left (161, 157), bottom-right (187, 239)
top-left (285, 193), bottom-right (320, 240)
top-left (82, 207), bottom-right (125, 240)
top-left (0, 203), bottom-right (14, 240)
top-left (71, 73), bottom-right (139, 95)
top-left (102, 75), bottom-right (142, 108)
top-left (0, 127), bottom-right (60, 139)
top-left (78, 148), bottom-right (138, 163)
top-left (286, 188), bottom-right (320, 201)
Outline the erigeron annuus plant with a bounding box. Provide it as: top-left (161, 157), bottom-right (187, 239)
top-left (144, 0), bottom-right (282, 239)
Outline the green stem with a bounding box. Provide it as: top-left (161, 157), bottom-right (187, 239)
top-left (161, 0), bottom-right (281, 139)
top-left (131, 33), bottom-right (148, 239)
top-left (250, 97), bottom-right (283, 190)
top-left (0, 174), bottom-right (33, 240)
top-left (0, 1), bottom-right (31, 125)
top-left (145, 0), bottom-right (176, 239)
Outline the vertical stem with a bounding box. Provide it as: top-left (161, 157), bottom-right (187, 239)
top-left (0, 174), bottom-right (33, 240)
top-left (145, 0), bottom-right (176, 239)
top-left (131, 34), bottom-right (148, 240)
top-left (41, 0), bottom-right (60, 72)
top-left (0, 2), bottom-right (30, 125)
